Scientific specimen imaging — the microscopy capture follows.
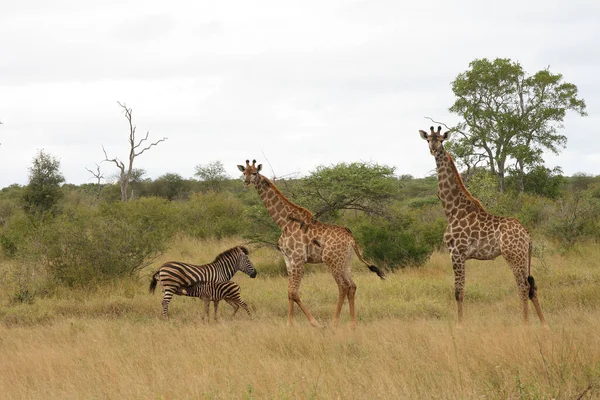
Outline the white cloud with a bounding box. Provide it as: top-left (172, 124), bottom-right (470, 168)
top-left (0, 0), bottom-right (599, 188)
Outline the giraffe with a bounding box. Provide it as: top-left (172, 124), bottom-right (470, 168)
top-left (419, 126), bottom-right (547, 327)
top-left (237, 159), bottom-right (385, 328)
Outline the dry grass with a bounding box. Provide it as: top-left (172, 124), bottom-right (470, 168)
top-left (1, 237), bottom-right (600, 399)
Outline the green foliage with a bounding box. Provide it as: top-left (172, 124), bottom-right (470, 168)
top-left (513, 166), bottom-right (564, 199)
top-left (354, 204), bottom-right (445, 270)
top-left (465, 169), bottom-right (498, 207)
top-left (175, 191), bottom-right (247, 239)
top-left (194, 160), bottom-right (230, 192)
top-left (21, 150), bottom-right (65, 215)
top-left (544, 178), bottom-right (600, 248)
top-left (293, 161), bottom-right (399, 220)
top-left (449, 57), bottom-right (586, 192)
top-left (150, 173), bottom-right (190, 200)
top-left (13, 197), bottom-right (175, 287)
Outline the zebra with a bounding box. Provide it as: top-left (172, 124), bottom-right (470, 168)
top-left (177, 280), bottom-right (251, 322)
top-left (149, 246), bottom-right (257, 319)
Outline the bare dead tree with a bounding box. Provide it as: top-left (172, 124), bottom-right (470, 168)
top-left (85, 163), bottom-right (105, 200)
top-left (103, 102), bottom-right (167, 201)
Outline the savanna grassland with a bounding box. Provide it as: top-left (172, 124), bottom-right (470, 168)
top-left (1, 236), bottom-right (600, 399)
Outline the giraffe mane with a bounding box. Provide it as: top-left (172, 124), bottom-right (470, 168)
top-left (260, 175), bottom-right (315, 221)
top-left (446, 153), bottom-right (486, 211)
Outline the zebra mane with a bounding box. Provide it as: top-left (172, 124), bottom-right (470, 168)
top-left (213, 246), bottom-right (249, 262)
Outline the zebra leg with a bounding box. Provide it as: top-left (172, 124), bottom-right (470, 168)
top-left (214, 300), bottom-right (220, 323)
top-left (203, 298), bottom-right (210, 322)
top-left (161, 289), bottom-right (176, 320)
top-left (239, 300), bottom-right (251, 317)
top-left (226, 299), bottom-right (240, 316)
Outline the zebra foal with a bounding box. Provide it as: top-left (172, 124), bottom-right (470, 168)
top-left (177, 281), bottom-right (251, 322)
top-left (149, 246), bottom-right (256, 319)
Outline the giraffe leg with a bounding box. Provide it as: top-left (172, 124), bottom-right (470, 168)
top-left (332, 277), bottom-right (349, 327)
top-left (530, 290), bottom-right (548, 327)
top-left (526, 275), bottom-right (548, 327)
top-left (287, 264), bottom-right (323, 328)
top-left (451, 253), bottom-right (466, 328)
top-left (327, 249), bottom-right (357, 328)
top-left (347, 279), bottom-right (357, 330)
top-left (504, 251), bottom-right (541, 326)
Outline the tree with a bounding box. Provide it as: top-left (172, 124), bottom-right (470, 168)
top-left (22, 150), bottom-right (65, 215)
top-left (152, 173), bottom-right (188, 200)
top-left (103, 102), bottom-right (167, 201)
top-left (292, 162), bottom-right (398, 220)
top-left (85, 164), bottom-right (105, 200)
top-left (448, 58), bottom-right (586, 192)
top-left (194, 160), bottom-right (229, 192)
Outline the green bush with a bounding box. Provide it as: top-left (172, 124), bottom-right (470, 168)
top-left (175, 191), bottom-right (247, 239)
top-left (355, 204), bottom-right (444, 270)
top-left (16, 197), bottom-right (176, 287)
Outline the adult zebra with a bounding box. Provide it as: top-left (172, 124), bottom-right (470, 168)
top-left (177, 281), bottom-right (251, 322)
top-left (149, 246), bottom-right (257, 319)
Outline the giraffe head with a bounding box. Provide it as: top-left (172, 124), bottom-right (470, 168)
top-left (419, 126), bottom-right (452, 156)
top-left (237, 159), bottom-right (263, 187)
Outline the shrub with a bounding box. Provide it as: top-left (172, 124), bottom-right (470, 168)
top-left (175, 192), bottom-right (247, 239)
top-left (17, 197), bottom-right (176, 287)
top-left (355, 204), bottom-right (444, 270)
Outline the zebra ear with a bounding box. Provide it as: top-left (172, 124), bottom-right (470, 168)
top-left (257, 164), bottom-right (263, 172)
top-left (237, 165), bottom-right (245, 172)
top-left (239, 246), bottom-right (249, 255)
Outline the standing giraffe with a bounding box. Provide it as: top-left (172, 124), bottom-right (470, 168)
top-left (237, 159), bottom-right (385, 328)
top-left (419, 126), bottom-right (547, 327)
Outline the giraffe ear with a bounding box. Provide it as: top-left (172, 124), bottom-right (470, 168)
top-left (256, 164), bottom-right (263, 172)
top-left (442, 131), bottom-right (452, 141)
top-left (237, 165), bottom-right (245, 172)
top-left (419, 130), bottom-right (428, 140)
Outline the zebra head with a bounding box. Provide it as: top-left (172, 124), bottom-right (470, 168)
top-left (235, 246), bottom-right (257, 278)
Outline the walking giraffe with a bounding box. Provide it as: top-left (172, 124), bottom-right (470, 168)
top-left (237, 159), bottom-right (385, 328)
top-left (420, 126), bottom-right (547, 327)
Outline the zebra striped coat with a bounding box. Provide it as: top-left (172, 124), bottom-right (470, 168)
top-left (177, 280), bottom-right (251, 321)
top-left (149, 246), bottom-right (256, 319)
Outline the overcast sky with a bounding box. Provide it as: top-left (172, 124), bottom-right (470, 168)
top-left (1, 0), bottom-right (598, 189)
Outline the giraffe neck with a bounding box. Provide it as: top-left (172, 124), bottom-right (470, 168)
top-left (434, 151), bottom-right (485, 219)
top-left (253, 175), bottom-right (314, 229)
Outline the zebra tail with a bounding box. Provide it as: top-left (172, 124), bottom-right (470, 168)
top-left (149, 272), bottom-right (158, 294)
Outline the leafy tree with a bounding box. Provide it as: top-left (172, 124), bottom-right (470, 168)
top-left (448, 58), bottom-right (586, 192)
top-left (508, 165), bottom-right (564, 199)
top-left (194, 160), bottom-right (230, 192)
top-left (151, 173), bottom-right (188, 200)
top-left (22, 150), bottom-right (65, 215)
top-left (292, 162), bottom-right (399, 220)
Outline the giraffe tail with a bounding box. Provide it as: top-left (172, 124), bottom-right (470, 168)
top-left (527, 276), bottom-right (536, 300)
top-left (149, 271), bottom-right (159, 294)
top-left (351, 239), bottom-right (385, 280)
top-left (527, 241), bottom-right (536, 300)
